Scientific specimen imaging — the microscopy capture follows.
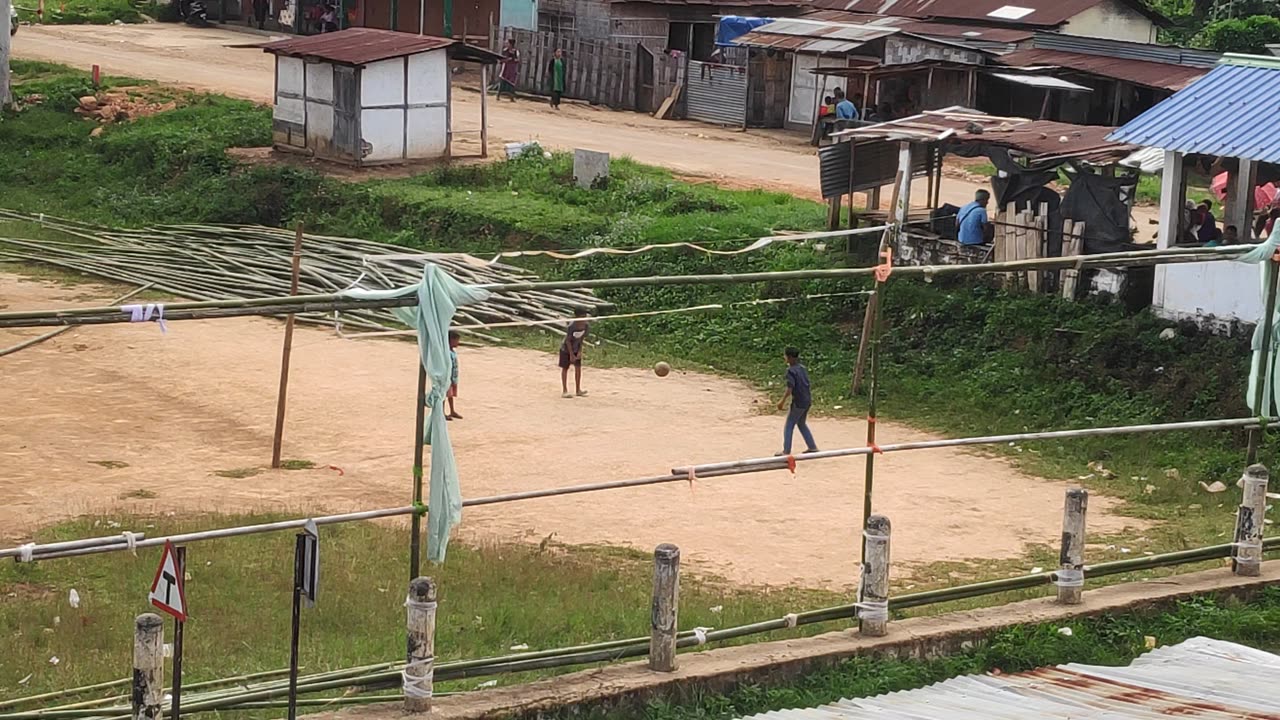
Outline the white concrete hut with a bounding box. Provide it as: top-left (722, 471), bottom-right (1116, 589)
top-left (261, 28), bottom-right (500, 166)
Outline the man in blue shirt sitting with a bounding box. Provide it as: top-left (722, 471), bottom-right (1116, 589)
top-left (834, 88), bottom-right (858, 121)
top-left (957, 189), bottom-right (991, 246)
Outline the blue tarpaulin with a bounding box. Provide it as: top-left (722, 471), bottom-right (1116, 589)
top-left (717, 16), bottom-right (773, 46)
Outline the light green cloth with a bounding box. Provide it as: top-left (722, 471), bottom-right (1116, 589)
top-left (342, 264), bottom-right (490, 563)
top-left (1237, 225), bottom-right (1280, 417)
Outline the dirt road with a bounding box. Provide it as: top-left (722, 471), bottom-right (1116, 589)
top-left (0, 273), bottom-right (1139, 589)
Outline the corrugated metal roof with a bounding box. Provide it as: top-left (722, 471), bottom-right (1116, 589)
top-left (260, 28), bottom-right (501, 66)
top-left (807, 0), bottom-right (1168, 28)
top-left (835, 108), bottom-right (1133, 165)
top-left (733, 17), bottom-right (899, 53)
top-left (989, 72), bottom-right (1093, 91)
top-left (1107, 56), bottom-right (1280, 164)
top-left (733, 638), bottom-right (1280, 720)
top-left (1032, 31), bottom-right (1220, 67)
top-left (998, 48), bottom-right (1209, 91)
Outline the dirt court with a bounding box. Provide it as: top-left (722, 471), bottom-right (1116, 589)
top-left (0, 273), bottom-right (1140, 589)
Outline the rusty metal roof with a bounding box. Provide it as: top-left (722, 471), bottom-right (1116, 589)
top-left (733, 638), bottom-right (1280, 720)
top-left (734, 17), bottom-right (899, 53)
top-left (833, 108), bottom-right (1135, 165)
top-left (260, 28), bottom-right (501, 66)
top-left (998, 48), bottom-right (1209, 90)
top-left (808, 0), bottom-right (1168, 28)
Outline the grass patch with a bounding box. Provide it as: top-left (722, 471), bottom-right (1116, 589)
top-left (117, 488), bottom-right (158, 500)
top-left (89, 460), bottom-right (129, 470)
top-left (607, 589), bottom-right (1280, 720)
top-left (213, 467), bottom-right (265, 479)
top-left (14, 0), bottom-right (143, 25)
top-left (0, 513), bottom-right (838, 697)
top-left (279, 460), bottom-right (317, 471)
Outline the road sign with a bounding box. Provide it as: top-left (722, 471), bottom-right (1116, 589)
top-left (148, 541), bottom-right (188, 621)
top-left (300, 520), bottom-right (319, 608)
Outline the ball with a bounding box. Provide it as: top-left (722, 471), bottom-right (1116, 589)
top-left (654, 361), bottom-right (671, 377)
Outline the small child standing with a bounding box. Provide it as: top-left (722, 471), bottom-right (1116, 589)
top-left (447, 330), bottom-right (462, 420)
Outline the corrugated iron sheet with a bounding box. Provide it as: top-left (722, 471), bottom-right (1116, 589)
top-left (807, 0), bottom-right (1167, 28)
top-left (998, 48), bottom-right (1209, 91)
top-left (1108, 58), bottom-right (1280, 164)
top-left (260, 28), bottom-right (500, 66)
top-left (835, 109), bottom-right (1133, 165)
top-left (734, 638), bottom-right (1280, 720)
top-left (1032, 32), bottom-right (1220, 68)
top-left (685, 60), bottom-right (748, 127)
top-left (989, 72), bottom-right (1092, 91)
top-left (733, 17), bottom-right (898, 53)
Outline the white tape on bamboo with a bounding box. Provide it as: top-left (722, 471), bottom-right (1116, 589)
top-left (404, 578), bottom-right (438, 712)
top-left (857, 517), bottom-right (891, 636)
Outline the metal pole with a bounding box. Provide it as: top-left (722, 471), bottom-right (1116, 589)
top-left (271, 224), bottom-right (304, 469)
top-left (169, 547), bottom-right (186, 720)
top-left (409, 364), bottom-right (427, 579)
top-left (1248, 259), bottom-right (1279, 464)
top-left (287, 535), bottom-right (304, 720)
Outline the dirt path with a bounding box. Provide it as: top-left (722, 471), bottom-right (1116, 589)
top-left (0, 274), bottom-right (1139, 589)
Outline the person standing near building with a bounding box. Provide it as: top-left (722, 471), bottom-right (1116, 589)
top-left (957, 189), bottom-right (991, 246)
top-left (775, 347), bottom-right (818, 456)
top-left (834, 88), bottom-right (858, 121)
top-left (559, 309), bottom-right (589, 398)
top-left (498, 38), bottom-right (520, 102)
top-left (547, 48), bottom-right (566, 110)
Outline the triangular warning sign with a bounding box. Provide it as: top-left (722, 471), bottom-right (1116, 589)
top-left (148, 541), bottom-right (187, 621)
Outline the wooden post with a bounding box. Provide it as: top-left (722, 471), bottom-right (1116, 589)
top-left (1233, 464), bottom-right (1269, 577)
top-left (404, 577), bottom-right (437, 713)
top-left (1061, 219), bottom-right (1082, 300)
top-left (1057, 488), bottom-right (1087, 604)
top-left (479, 63), bottom-right (489, 158)
top-left (270, 224), bottom-right (304, 469)
top-left (859, 514), bottom-right (890, 637)
top-left (132, 613), bottom-right (165, 720)
top-left (409, 365), bottom-right (428, 580)
top-left (648, 543), bottom-right (680, 672)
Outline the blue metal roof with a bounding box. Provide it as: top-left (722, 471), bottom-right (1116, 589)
top-left (1107, 55), bottom-right (1280, 164)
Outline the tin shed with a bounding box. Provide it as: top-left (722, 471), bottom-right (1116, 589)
top-left (261, 29), bottom-right (501, 165)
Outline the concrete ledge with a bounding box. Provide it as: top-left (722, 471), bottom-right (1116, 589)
top-left (319, 563), bottom-right (1280, 720)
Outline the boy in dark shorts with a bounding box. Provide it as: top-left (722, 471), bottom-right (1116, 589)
top-left (559, 310), bottom-right (589, 398)
top-left (775, 346), bottom-right (818, 455)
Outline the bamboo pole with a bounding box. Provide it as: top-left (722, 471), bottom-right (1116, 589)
top-left (409, 365), bottom-right (427, 580)
top-left (1247, 260), bottom-right (1280, 464)
top-left (0, 245), bottom-right (1261, 329)
top-left (5, 415), bottom-right (1275, 562)
top-left (0, 284), bottom-right (153, 358)
top-left (270, 225), bottom-right (305, 469)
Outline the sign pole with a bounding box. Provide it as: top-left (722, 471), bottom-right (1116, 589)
top-left (170, 546), bottom-right (186, 720)
top-left (287, 534), bottom-right (304, 720)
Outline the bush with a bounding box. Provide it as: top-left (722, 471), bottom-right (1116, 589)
top-left (24, 0), bottom-right (144, 24)
top-left (1198, 15), bottom-right (1280, 53)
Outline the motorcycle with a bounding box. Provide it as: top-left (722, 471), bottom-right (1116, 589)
top-left (177, 0), bottom-right (209, 27)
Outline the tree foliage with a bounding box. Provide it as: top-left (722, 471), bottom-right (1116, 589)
top-left (1199, 14), bottom-right (1280, 52)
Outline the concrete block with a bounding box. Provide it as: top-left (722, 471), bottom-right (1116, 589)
top-left (574, 149), bottom-right (610, 190)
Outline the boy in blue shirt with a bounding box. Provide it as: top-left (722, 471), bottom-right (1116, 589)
top-left (776, 346), bottom-right (818, 456)
top-left (446, 330), bottom-right (462, 420)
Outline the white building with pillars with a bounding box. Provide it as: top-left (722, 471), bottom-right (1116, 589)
top-left (1109, 54), bottom-right (1280, 328)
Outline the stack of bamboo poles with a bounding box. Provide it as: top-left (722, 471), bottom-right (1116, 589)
top-left (0, 210), bottom-right (610, 337)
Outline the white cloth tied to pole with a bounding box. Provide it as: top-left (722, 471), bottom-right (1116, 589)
top-left (342, 265), bottom-right (490, 563)
top-left (121, 304), bottom-right (166, 333)
top-left (1238, 226), bottom-right (1280, 416)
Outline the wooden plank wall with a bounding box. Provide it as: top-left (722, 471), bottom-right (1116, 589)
top-left (501, 27), bottom-right (638, 110)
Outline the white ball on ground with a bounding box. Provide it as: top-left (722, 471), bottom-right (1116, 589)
top-left (654, 361), bottom-right (671, 377)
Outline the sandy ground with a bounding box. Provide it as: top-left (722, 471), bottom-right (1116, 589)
top-left (1, 274), bottom-right (1139, 589)
top-left (9, 23), bottom-right (1159, 229)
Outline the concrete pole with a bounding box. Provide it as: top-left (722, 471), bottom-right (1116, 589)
top-left (1230, 158), bottom-right (1257, 240)
top-left (404, 577), bottom-right (437, 713)
top-left (1057, 488), bottom-right (1088, 605)
top-left (859, 514), bottom-right (891, 637)
top-left (1234, 464), bottom-right (1269, 577)
top-left (1, 0), bottom-right (12, 109)
top-left (1153, 149), bottom-right (1185, 311)
top-left (649, 543), bottom-right (680, 672)
top-left (132, 614), bottom-right (165, 720)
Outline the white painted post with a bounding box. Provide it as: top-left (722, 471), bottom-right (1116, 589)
top-left (1153, 149), bottom-right (1185, 311)
top-left (859, 514), bottom-right (890, 637)
top-left (1057, 488), bottom-right (1088, 605)
top-left (1230, 158), bottom-right (1256, 240)
top-left (132, 613), bottom-right (165, 720)
top-left (649, 543), bottom-right (680, 672)
top-left (404, 577), bottom-right (437, 713)
top-left (893, 142), bottom-right (912, 228)
top-left (1234, 464), bottom-right (1269, 577)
